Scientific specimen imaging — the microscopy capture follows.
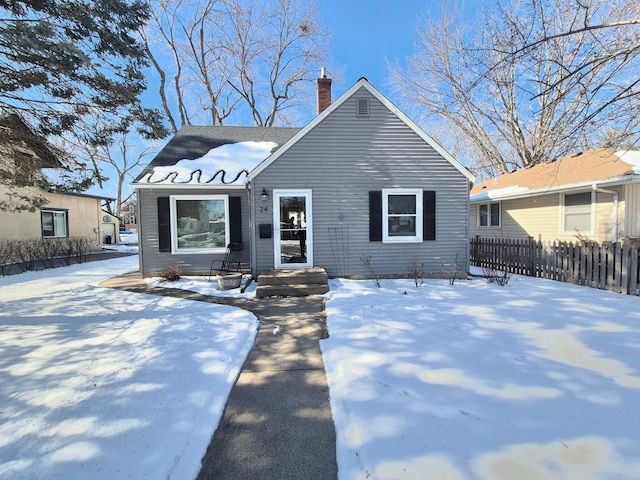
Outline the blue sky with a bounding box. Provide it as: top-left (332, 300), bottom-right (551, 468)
top-left (113, 1), bottom-right (442, 200)
top-left (317, 0), bottom-right (434, 97)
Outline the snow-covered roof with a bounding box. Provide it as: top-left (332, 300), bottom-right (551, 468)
top-left (616, 149), bottom-right (640, 173)
top-left (132, 126), bottom-right (300, 187)
top-left (137, 141), bottom-right (278, 185)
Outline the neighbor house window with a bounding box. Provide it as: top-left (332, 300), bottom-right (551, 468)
top-left (170, 195), bottom-right (229, 253)
top-left (382, 189), bottom-right (423, 243)
top-left (41, 209), bottom-right (68, 238)
top-left (478, 202), bottom-right (501, 228)
top-left (563, 191), bottom-right (593, 234)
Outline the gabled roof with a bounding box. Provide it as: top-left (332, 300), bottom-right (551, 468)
top-left (470, 148), bottom-right (640, 202)
top-left (133, 126), bottom-right (299, 186)
top-left (133, 79), bottom-right (473, 188)
top-left (248, 78), bottom-right (474, 182)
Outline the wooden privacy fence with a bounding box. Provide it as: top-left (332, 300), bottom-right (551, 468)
top-left (470, 237), bottom-right (640, 295)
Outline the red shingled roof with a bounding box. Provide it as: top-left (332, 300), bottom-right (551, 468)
top-left (471, 148), bottom-right (640, 198)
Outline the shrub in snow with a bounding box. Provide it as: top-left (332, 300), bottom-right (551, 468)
top-left (160, 265), bottom-right (183, 282)
top-left (360, 254), bottom-right (381, 287)
top-left (0, 238), bottom-right (94, 275)
top-left (408, 256), bottom-right (425, 287)
top-left (441, 252), bottom-right (465, 286)
top-left (483, 266), bottom-right (512, 286)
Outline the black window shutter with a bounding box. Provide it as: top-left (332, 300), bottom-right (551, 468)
top-left (229, 196), bottom-right (242, 244)
top-left (423, 190), bottom-right (436, 241)
top-left (157, 197), bottom-right (171, 252)
top-left (369, 191), bottom-right (382, 242)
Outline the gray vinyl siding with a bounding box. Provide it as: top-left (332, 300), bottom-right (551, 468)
top-left (252, 87), bottom-right (470, 277)
top-left (137, 187), bottom-right (250, 277)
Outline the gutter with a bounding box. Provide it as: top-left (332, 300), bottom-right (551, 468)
top-left (471, 174), bottom-right (640, 203)
top-left (592, 184), bottom-right (618, 242)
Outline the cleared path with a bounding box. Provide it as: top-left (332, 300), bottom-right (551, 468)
top-left (101, 274), bottom-right (337, 480)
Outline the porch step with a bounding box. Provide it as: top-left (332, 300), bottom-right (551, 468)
top-left (256, 268), bottom-right (329, 298)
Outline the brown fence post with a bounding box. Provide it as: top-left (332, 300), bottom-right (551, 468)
top-left (630, 244), bottom-right (639, 295)
top-left (599, 244), bottom-right (605, 289)
top-left (621, 242), bottom-right (630, 294)
top-left (613, 242), bottom-right (622, 293)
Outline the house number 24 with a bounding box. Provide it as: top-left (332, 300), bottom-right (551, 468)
top-left (260, 206), bottom-right (269, 212)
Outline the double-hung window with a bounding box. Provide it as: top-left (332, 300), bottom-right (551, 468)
top-left (563, 191), bottom-right (593, 234)
top-left (42, 209), bottom-right (68, 238)
top-left (170, 195), bottom-right (229, 253)
top-left (382, 189), bottom-right (423, 243)
top-left (478, 202), bottom-right (500, 228)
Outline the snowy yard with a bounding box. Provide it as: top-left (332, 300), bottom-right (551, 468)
top-left (322, 274), bottom-right (640, 480)
top-left (0, 256), bottom-right (257, 480)
top-left (1, 256), bottom-right (640, 479)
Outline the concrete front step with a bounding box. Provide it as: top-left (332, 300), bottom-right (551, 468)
top-left (256, 268), bottom-right (329, 298)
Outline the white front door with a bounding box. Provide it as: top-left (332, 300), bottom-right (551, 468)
top-left (273, 190), bottom-right (313, 268)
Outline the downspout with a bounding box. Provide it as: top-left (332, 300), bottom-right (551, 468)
top-left (592, 184), bottom-right (618, 243)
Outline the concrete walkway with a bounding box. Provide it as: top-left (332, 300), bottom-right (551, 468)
top-left (100, 273), bottom-right (338, 480)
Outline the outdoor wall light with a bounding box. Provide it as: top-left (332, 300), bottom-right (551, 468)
top-left (261, 188), bottom-right (269, 201)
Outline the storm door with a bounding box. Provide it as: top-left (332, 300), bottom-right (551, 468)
top-left (273, 190), bottom-right (313, 268)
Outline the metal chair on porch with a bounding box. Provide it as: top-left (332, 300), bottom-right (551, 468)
top-left (207, 243), bottom-right (244, 281)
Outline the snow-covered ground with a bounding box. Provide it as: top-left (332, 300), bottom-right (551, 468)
top-left (322, 273), bottom-right (640, 480)
top-left (0, 256), bottom-right (257, 480)
top-left (2, 258), bottom-right (640, 479)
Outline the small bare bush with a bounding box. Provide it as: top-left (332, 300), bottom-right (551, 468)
top-left (482, 267), bottom-right (512, 286)
top-left (160, 265), bottom-right (183, 282)
top-left (479, 250), bottom-right (514, 286)
top-left (442, 253), bottom-right (465, 286)
top-left (360, 255), bottom-right (381, 287)
top-left (408, 257), bottom-right (425, 287)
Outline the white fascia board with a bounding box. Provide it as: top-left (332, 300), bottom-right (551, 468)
top-left (470, 174), bottom-right (640, 202)
top-left (247, 78), bottom-right (475, 183)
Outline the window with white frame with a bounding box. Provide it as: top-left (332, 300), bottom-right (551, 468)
top-left (478, 202), bottom-right (501, 228)
top-left (563, 191), bottom-right (593, 234)
top-left (41, 209), bottom-right (68, 238)
top-left (382, 189), bottom-right (423, 243)
top-left (170, 195), bottom-right (229, 253)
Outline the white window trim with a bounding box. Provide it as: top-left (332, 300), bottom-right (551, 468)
top-left (382, 188), bottom-right (423, 243)
top-left (561, 191), bottom-right (594, 235)
top-left (42, 209), bottom-right (68, 238)
top-left (477, 201), bottom-right (501, 229)
top-left (170, 194), bottom-right (229, 254)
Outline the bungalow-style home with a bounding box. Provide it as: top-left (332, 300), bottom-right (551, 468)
top-left (470, 148), bottom-right (640, 243)
top-left (132, 77), bottom-right (474, 279)
top-left (0, 114), bottom-right (115, 245)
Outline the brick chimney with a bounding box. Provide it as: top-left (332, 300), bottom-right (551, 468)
top-left (316, 67), bottom-right (332, 115)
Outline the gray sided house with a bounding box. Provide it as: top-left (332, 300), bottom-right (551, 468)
top-left (133, 78), bottom-right (474, 279)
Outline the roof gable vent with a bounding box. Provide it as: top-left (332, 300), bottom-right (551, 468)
top-left (356, 98), bottom-right (370, 117)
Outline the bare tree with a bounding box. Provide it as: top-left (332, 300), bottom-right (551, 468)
top-left (394, 0), bottom-right (640, 179)
top-left (60, 114), bottom-right (161, 217)
top-left (86, 135), bottom-right (154, 217)
top-left (143, 0), bottom-right (330, 130)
